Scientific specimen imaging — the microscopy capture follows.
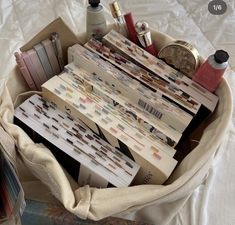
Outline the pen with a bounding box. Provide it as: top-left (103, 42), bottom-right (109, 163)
top-left (51, 32), bottom-right (64, 71)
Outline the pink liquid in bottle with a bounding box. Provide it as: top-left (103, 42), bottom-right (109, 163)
top-left (192, 50), bottom-right (229, 92)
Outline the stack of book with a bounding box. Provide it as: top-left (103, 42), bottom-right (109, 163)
top-left (14, 32), bottom-right (64, 91)
top-left (14, 29), bottom-right (219, 186)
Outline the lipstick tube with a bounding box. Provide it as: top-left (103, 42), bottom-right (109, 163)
top-left (135, 21), bottom-right (157, 56)
top-left (123, 12), bottom-right (139, 44)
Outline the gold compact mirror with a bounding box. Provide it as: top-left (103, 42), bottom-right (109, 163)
top-left (158, 40), bottom-right (200, 78)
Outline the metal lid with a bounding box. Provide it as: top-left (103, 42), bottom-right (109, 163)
top-left (158, 40), bottom-right (200, 78)
top-left (109, 1), bottom-right (122, 18)
top-left (214, 50), bottom-right (229, 64)
top-left (89, 0), bottom-right (100, 7)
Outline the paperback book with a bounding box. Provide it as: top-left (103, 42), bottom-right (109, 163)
top-left (14, 94), bottom-right (140, 188)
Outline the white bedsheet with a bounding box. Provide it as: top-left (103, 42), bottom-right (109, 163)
top-left (0, 0), bottom-right (234, 224)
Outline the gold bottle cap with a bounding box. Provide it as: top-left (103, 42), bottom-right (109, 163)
top-left (110, 1), bottom-right (122, 18)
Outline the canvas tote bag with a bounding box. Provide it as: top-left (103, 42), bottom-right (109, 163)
top-left (0, 18), bottom-right (232, 224)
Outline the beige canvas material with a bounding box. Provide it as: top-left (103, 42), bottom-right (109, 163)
top-left (0, 123), bottom-right (17, 166)
top-left (0, 18), bottom-right (233, 222)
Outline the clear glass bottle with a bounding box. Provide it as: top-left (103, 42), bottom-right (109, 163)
top-left (109, 1), bottom-right (127, 36)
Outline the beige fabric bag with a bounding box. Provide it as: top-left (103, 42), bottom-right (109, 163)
top-left (0, 18), bottom-right (232, 224)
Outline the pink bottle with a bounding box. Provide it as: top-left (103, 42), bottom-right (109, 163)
top-left (192, 50), bottom-right (229, 92)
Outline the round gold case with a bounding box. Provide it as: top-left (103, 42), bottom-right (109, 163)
top-left (158, 40), bottom-right (200, 78)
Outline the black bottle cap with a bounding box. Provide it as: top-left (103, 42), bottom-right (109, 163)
top-left (89, 0), bottom-right (100, 7)
top-left (214, 50), bottom-right (229, 64)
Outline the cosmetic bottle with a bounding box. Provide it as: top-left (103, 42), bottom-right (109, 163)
top-left (135, 21), bottom-right (157, 56)
top-left (192, 50), bottom-right (229, 92)
top-left (86, 0), bottom-right (107, 40)
top-left (109, 1), bottom-right (127, 36)
top-left (123, 12), bottom-right (139, 44)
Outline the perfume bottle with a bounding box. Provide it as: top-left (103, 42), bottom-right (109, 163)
top-left (135, 21), bottom-right (157, 56)
top-left (86, 0), bottom-right (107, 40)
top-left (192, 50), bottom-right (229, 92)
top-left (109, 1), bottom-right (127, 36)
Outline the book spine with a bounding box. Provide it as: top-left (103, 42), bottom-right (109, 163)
top-left (42, 77), bottom-right (177, 184)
